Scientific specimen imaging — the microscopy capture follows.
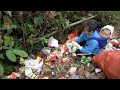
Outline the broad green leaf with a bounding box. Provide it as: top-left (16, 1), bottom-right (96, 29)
top-left (13, 49), bottom-right (28, 57)
top-left (9, 37), bottom-right (14, 48)
top-left (2, 46), bottom-right (10, 50)
top-left (0, 64), bottom-right (4, 76)
top-left (4, 35), bottom-right (10, 47)
top-left (6, 50), bottom-right (16, 62)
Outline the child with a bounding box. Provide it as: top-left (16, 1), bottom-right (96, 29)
top-left (99, 25), bottom-right (114, 50)
top-left (73, 19), bottom-right (101, 55)
top-left (99, 25), bottom-right (114, 39)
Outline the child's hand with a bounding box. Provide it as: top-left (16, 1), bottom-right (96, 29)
top-left (72, 41), bottom-right (79, 47)
top-left (72, 41), bottom-right (83, 50)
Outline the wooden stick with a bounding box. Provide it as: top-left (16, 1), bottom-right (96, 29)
top-left (64, 15), bottom-right (97, 29)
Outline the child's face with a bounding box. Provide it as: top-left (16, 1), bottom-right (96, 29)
top-left (84, 25), bottom-right (92, 35)
top-left (100, 29), bottom-right (111, 38)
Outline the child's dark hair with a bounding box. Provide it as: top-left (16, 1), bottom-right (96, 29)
top-left (85, 19), bottom-right (98, 32)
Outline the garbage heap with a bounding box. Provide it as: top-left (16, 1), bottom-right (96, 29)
top-left (3, 36), bottom-right (107, 79)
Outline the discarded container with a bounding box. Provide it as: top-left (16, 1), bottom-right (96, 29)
top-left (45, 61), bottom-right (51, 66)
top-left (24, 57), bottom-right (44, 78)
top-left (81, 55), bottom-right (86, 60)
top-left (95, 68), bottom-right (101, 73)
top-left (35, 56), bottom-right (43, 62)
top-left (6, 72), bottom-right (21, 79)
top-left (62, 58), bottom-right (70, 63)
top-left (48, 36), bottom-right (58, 48)
top-left (71, 46), bottom-right (78, 52)
top-left (24, 58), bottom-right (43, 70)
top-left (25, 68), bottom-right (33, 78)
top-left (68, 34), bottom-right (76, 39)
top-left (58, 76), bottom-right (66, 79)
top-left (68, 66), bottom-right (77, 75)
top-left (72, 53), bottom-right (76, 56)
top-left (41, 47), bottom-right (51, 55)
top-left (87, 56), bottom-right (92, 61)
top-left (81, 59), bottom-right (90, 65)
top-left (19, 66), bottom-right (25, 74)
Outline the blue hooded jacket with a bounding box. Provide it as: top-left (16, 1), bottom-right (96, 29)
top-left (76, 31), bottom-right (101, 55)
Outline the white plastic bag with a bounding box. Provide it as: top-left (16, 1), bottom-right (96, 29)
top-left (48, 36), bottom-right (58, 47)
top-left (24, 57), bottom-right (43, 78)
top-left (24, 58), bottom-right (43, 70)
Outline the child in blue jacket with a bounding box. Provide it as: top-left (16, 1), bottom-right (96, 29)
top-left (74, 19), bottom-right (101, 55)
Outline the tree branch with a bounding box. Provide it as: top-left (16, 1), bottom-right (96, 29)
top-left (31, 15), bottom-right (97, 45)
top-left (64, 15), bottom-right (97, 29)
top-left (32, 30), bottom-right (59, 44)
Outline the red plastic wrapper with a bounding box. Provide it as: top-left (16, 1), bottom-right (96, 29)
top-left (68, 31), bottom-right (78, 39)
top-left (92, 50), bottom-right (120, 79)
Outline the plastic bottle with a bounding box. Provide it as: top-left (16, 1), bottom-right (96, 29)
top-left (81, 59), bottom-right (90, 65)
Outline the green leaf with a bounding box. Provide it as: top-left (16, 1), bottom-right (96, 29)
top-left (0, 64), bottom-right (4, 77)
top-left (34, 15), bottom-right (43, 27)
top-left (13, 49), bottom-right (28, 57)
top-left (0, 24), bottom-right (17, 31)
top-left (42, 42), bottom-right (44, 46)
top-left (0, 54), bottom-right (4, 59)
top-left (4, 35), bottom-right (10, 47)
top-left (2, 46), bottom-right (10, 50)
top-left (0, 47), bottom-right (2, 50)
top-left (2, 25), bottom-right (11, 30)
top-left (7, 29), bottom-right (12, 34)
top-left (27, 24), bottom-right (34, 32)
top-left (9, 37), bottom-right (14, 48)
top-left (43, 38), bottom-right (48, 44)
top-left (6, 50), bottom-right (16, 62)
top-left (20, 57), bottom-right (25, 64)
top-left (11, 24), bottom-right (17, 29)
top-left (44, 39), bottom-right (48, 44)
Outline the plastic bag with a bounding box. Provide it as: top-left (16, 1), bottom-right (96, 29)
top-left (48, 36), bottom-right (58, 48)
top-left (24, 59), bottom-right (43, 70)
top-left (92, 50), bottom-right (120, 79)
top-left (24, 58), bottom-right (43, 78)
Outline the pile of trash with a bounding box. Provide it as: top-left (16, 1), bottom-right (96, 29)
top-left (2, 36), bottom-right (107, 79)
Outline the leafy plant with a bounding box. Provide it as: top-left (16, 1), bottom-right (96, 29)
top-left (0, 63), bottom-right (4, 77)
top-left (6, 50), bottom-right (16, 62)
top-left (3, 64), bottom-right (14, 76)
